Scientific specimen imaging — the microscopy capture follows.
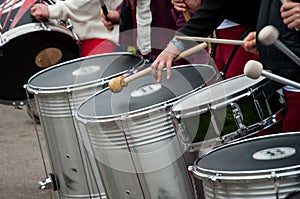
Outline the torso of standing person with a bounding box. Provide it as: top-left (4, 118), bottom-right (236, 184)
top-left (257, 0), bottom-right (300, 83)
top-left (48, 0), bottom-right (122, 42)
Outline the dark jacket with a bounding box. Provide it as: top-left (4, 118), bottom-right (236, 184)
top-left (178, 0), bottom-right (261, 37)
top-left (257, 0), bottom-right (300, 83)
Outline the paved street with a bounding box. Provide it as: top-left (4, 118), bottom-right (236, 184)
top-left (0, 104), bottom-right (55, 199)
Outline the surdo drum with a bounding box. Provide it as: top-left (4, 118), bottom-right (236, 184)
top-left (74, 64), bottom-right (219, 199)
top-left (172, 75), bottom-right (286, 153)
top-left (0, 0), bottom-right (80, 105)
top-left (26, 53), bottom-right (144, 199)
top-left (189, 132), bottom-right (300, 199)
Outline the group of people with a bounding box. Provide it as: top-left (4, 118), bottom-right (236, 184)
top-left (30, 0), bottom-right (300, 133)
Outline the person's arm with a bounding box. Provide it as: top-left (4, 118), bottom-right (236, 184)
top-left (151, 0), bottom-right (226, 82)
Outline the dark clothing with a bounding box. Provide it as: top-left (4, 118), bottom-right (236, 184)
top-left (257, 0), bottom-right (300, 132)
top-left (118, 0), bottom-right (185, 60)
top-left (178, 0), bottom-right (261, 37)
top-left (257, 0), bottom-right (300, 83)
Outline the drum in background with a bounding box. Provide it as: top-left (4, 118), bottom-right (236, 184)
top-left (26, 53), bottom-right (144, 199)
top-left (189, 132), bottom-right (300, 199)
top-left (172, 74), bottom-right (286, 153)
top-left (75, 64), bottom-right (218, 199)
top-left (0, 0), bottom-right (80, 106)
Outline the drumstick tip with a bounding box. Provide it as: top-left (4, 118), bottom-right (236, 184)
top-left (108, 75), bottom-right (126, 93)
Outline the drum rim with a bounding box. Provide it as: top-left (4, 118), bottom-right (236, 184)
top-left (172, 74), bottom-right (266, 115)
top-left (192, 132), bottom-right (300, 180)
top-left (25, 52), bottom-right (144, 94)
top-left (2, 22), bottom-right (74, 41)
top-left (75, 64), bottom-right (217, 123)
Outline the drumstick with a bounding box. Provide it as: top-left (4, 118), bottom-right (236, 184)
top-left (183, 10), bottom-right (191, 21)
top-left (108, 42), bottom-right (208, 93)
top-left (174, 36), bottom-right (245, 46)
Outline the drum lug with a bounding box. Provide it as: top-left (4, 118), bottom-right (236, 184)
top-left (39, 22), bottom-right (51, 31)
top-left (230, 102), bottom-right (246, 132)
top-left (0, 25), bottom-right (9, 47)
top-left (271, 171), bottom-right (280, 199)
top-left (39, 173), bottom-right (59, 191)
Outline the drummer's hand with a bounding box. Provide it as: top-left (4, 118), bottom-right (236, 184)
top-left (281, 0), bottom-right (300, 30)
top-left (151, 42), bottom-right (181, 82)
top-left (101, 10), bottom-right (120, 31)
top-left (172, 0), bottom-right (201, 13)
top-left (31, 4), bottom-right (50, 22)
top-left (243, 31), bottom-right (259, 55)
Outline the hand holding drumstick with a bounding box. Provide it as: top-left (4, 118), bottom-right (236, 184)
top-left (108, 42), bottom-right (208, 93)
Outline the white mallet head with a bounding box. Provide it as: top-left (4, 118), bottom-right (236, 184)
top-left (258, 25), bottom-right (279, 46)
top-left (244, 60), bottom-right (263, 79)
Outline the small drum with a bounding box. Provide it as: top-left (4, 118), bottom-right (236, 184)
top-left (26, 53), bottom-right (144, 199)
top-left (172, 74), bottom-right (286, 152)
top-left (189, 132), bottom-right (300, 199)
top-left (0, 0), bottom-right (80, 105)
top-left (74, 64), bottom-right (218, 199)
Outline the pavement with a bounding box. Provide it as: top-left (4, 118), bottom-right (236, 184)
top-left (0, 103), bottom-right (55, 199)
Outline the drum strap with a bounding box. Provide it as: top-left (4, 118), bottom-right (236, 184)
top-left (0, 0), bottom-right (8, 22)
top-left (9, 0), bottom-right (36, 29)
top-left (221, 26), bottom-right (254, 78)
top-left (1, 0), bottom-right (17, 31)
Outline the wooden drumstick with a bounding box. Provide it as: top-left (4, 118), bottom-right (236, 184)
top-left (175, 36), bottom-right (245, 46)
top-left (183, 10), bottom-right (191, 21)
top-left (108, 42), bottom-right (208, 93)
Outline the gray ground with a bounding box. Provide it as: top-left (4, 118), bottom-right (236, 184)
top-left (0, 104), bottom-right (55, 199)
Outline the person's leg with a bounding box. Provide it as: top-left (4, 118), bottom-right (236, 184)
top-left (282, 91), bottom-right (300, 132)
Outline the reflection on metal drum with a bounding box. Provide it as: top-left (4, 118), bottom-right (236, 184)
top-left (75, 64), bottom-right (219, 199)
top-left (26, 53), bottom-right (144, 199)
top-left (172, 74), bottom-right (286, 153)
top-left (190, 132), bottom-right (300, 199)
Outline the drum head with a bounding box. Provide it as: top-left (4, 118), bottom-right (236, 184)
top-left (196, 132), bottom-right (300, 173)
top-left (27, 53), bottom-right (144, 92)
top-left (0, 28), bottom-right (80, 105)
top-left (172, 75), bottom-right (265, 112)
top-left (78, 64), bottom-right (217, 118)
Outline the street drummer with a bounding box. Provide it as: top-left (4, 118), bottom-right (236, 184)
top-left (101, 0), bottom-right (192, 64)
top-left (151, 0), bottom-right (261, 83)
top-left (243, 0), bottom-right (300, 132)
top-left (171, 0), bottom-right (260, 79)
top-left (31, 0), bottom-right (122, 57)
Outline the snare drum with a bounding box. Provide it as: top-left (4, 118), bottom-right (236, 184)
top-left (189, 132), bottom-right (300, 199)
top-left (172, 75), bottom-right (286, 152)
top-left (0, 0), bottom-right (80, 105)
top-left (75, 64), bottom-right (218, 199)
top-left (26, 53), bottom-right (144, 199)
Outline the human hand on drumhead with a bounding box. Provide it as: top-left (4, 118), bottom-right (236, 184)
top-left (172, 0), bottom-right (201, 13)
top-left (31, 3), bottom-right (50, 22)
top-left (243, 31), bottom-right (259, 55)
top-left (101, 10), bottom-right (120, 31)
top-left (151, 41), bottom-right (181, 83)
top-left (280, 0), bottom-right (300, 30)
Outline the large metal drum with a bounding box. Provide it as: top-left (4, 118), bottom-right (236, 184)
top-left (172, 75), bottom-right (286, 153)
top-left (25, 53), bottom-right (144, 199)
top-left (0, 0), bottom-right (80, 105)
top-left (189, 132), bottom-right (300, 199)
top-left (75, 64), bottom-right (219, 199)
